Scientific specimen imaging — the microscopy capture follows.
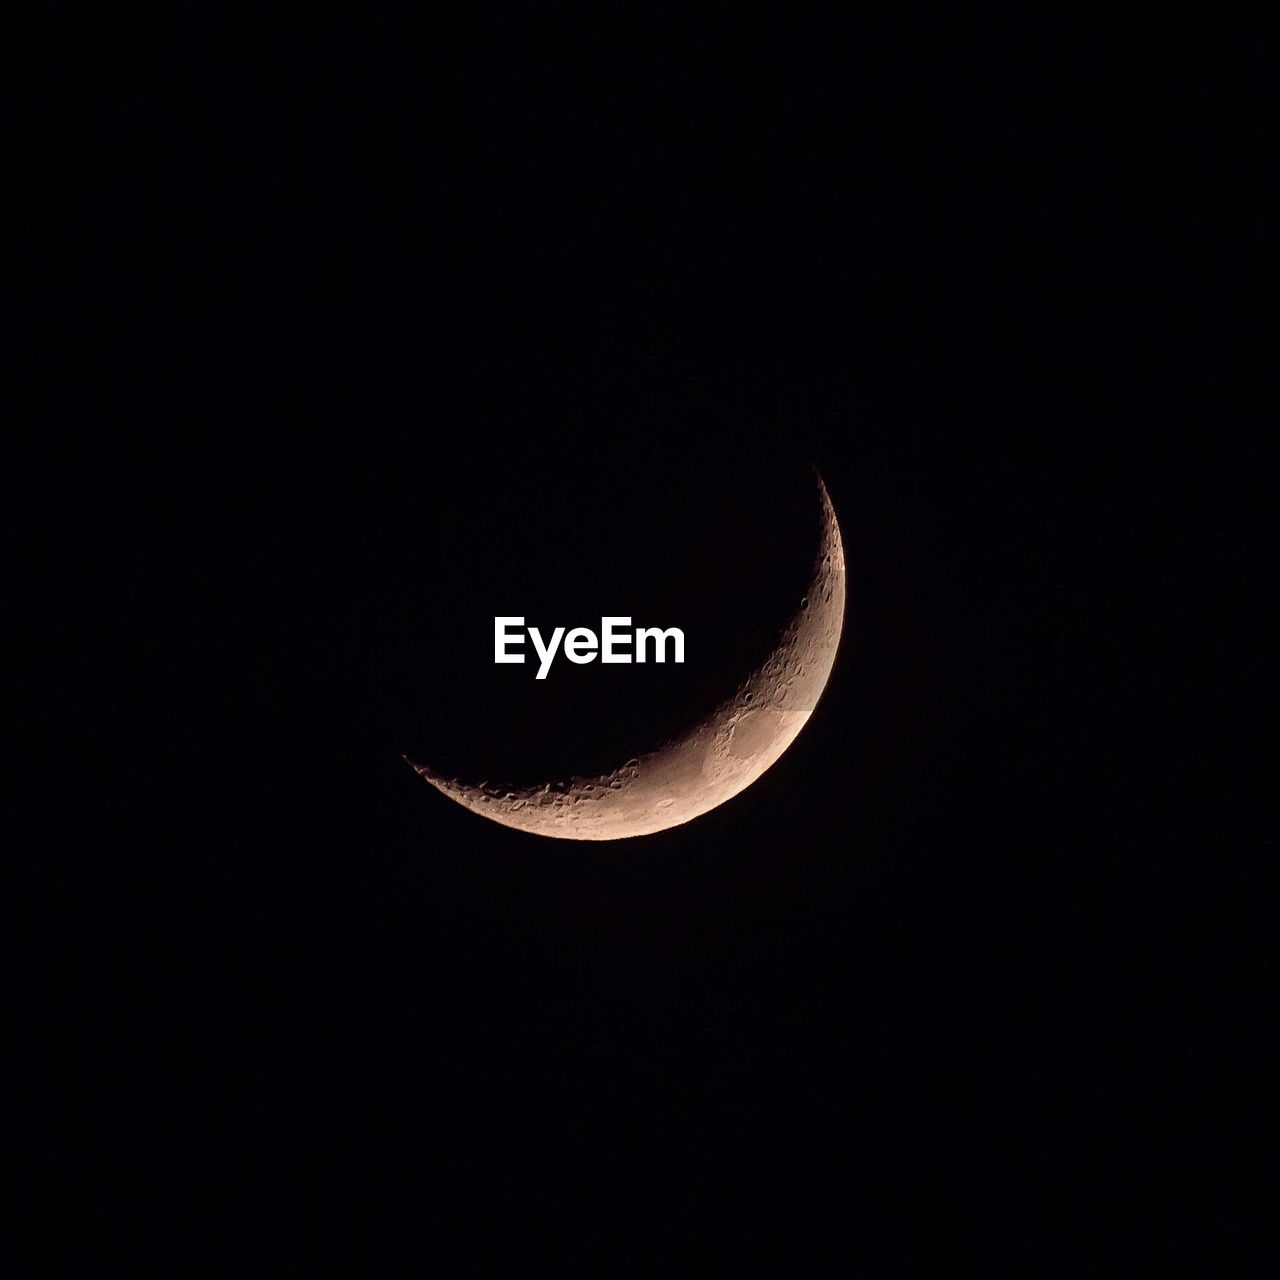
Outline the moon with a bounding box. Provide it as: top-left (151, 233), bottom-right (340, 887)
top-left (406, 473), bottom-right (846, 840)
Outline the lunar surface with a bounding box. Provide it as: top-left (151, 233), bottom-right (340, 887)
top-left (406, 473), bottom-right (847, 840)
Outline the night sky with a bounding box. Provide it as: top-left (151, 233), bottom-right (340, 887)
top-left (20, 9), bottom-right (1269, 1273)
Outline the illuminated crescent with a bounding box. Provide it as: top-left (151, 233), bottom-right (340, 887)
top-left (406, 473), bottom-right (846, 840)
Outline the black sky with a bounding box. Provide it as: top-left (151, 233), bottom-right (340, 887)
top-left (18, 8), bottom-right (1271, 1273)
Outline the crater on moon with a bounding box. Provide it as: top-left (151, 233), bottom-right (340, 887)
top-left (724, 706), bottom-right (784, 761)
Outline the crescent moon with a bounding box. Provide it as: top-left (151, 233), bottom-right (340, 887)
top-left (406, 473), bottom-right (846, 840)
